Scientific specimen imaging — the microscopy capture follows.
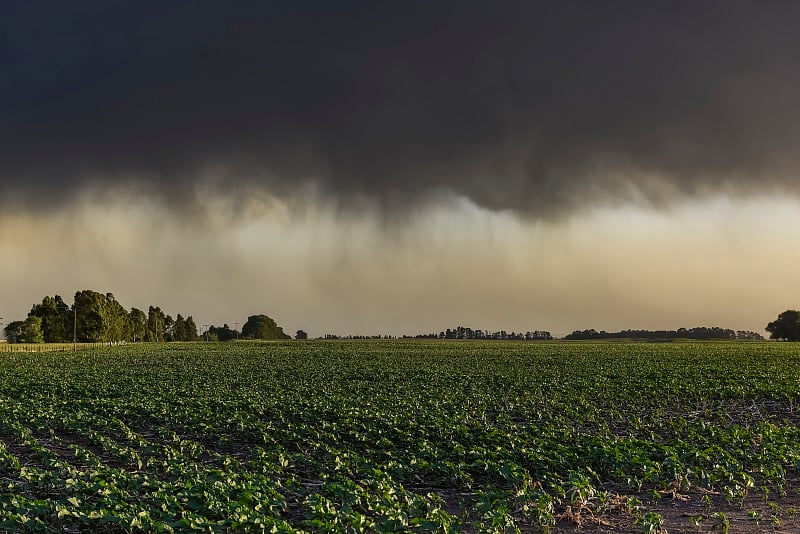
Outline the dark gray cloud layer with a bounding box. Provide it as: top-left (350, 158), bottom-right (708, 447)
top-left (3, 1), bottom-right (800, 216)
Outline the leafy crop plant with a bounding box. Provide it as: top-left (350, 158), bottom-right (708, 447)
top-left (0, 340), bottom-right (798, 532)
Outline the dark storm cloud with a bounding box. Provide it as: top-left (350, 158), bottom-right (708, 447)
top-left (2, 1), bottom-right (800, 216)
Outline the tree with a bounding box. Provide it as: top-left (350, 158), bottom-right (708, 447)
top-left (170, 314), bottom-right (199, 341)
top-left (146, 306), bottom-right (166, 342)
top-left (184, 316), bottom-right (199, 341)
top-left (295, 329), bottom-right (308, 340)
top-left (172, 314), bottom-right (186, 341)
top-left (102, 294), bottom-right (128, 342)
top-left (29, 295), bottom-right (71, 342)
top-left (3, 321), bottom-right (24, 343)
top-left (241, 315), bottom-right (290, 340)
top-left (73, 290), bottom-right (129, 343)
top-left (128, 308), bottom-right (147, 342)
top-left (164, 315), bottom-right (175, 341)
top-left (22, 316), bottom-right (44, 343)
top-left (4, 317), bottom-right (44, 343)
top-left (766, 310), bottom-right (800, 341)
top-left (208, 324), bottom-right (236, 341)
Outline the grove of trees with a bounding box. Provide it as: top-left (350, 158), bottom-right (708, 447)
top-left (4, 291), bottom-right (200, 344)
top-left (241, 315), bottom-right (290, 340)
top-left (3, 290), bottom-right (290, 344)
top-left (205, 324), bottom-right (238, 341)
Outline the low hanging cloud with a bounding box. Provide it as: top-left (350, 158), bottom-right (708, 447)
top-left (2, 1), bottom-right (800, 218)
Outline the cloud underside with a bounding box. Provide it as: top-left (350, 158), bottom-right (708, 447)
top-left (2, 2), bottom-right (800, 217)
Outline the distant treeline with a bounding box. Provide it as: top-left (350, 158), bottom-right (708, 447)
top-left (407, 326), bottom-right (553, 340)
top-left (3, 290), bottom-right (288, 344)
top-left (318, 327), bottom-right (553, 341)
top-left (564, 327), bottom-right (764, 341)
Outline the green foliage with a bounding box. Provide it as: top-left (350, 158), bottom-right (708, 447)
top-left (635, 511), bottom-right (665, 533)
top-left (170, 314), bottom-right (198, 342)
top-left (766, 309), bottom-right (800, 341)
top-left (241, 315), bottom-right (290, 340)
top-left (146, 306), bottom-right (166, 342)
top-left (22, 316), bottom-right (44, 343)
top-left (18, 291), bottom-right (203, 344)
top-left (128, 307), bottom-right (147, 342)
top-left (28, 295), bottom-right (71, 342)
top-left (207, 324), bottom-right (237, 341)
top-left (0, 341), bottom-right (798, 532)
top-left (183, 316), bottom-right (199, 341)
top-left (4, 317), bottom-right (44, 343)
top-left (712, 511), bottom-right (730, 533)
top-left (3, 321), bottom-right (24, 342)
top-left (73, 290), bottom-right (130, 343)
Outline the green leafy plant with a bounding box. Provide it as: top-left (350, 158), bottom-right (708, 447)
top-left (0, 340), bottom-right (798, 532)
top-left (635, 511), bottom-right (666, 534)
top-left (712, 511), bottom-right (730, 534)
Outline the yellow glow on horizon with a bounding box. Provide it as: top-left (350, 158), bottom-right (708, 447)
top-left (1, 193), bottom-right (799, 337)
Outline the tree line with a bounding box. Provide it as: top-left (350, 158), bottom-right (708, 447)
top-left (2, 291), bottom-right (289, 343)
top-left (406, 326), bottom-right (553, 340)
top-left (564, 327), bottom-right (764, 341)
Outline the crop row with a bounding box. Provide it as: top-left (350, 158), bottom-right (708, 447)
top-left (0, 341), bottom-right (799, 532)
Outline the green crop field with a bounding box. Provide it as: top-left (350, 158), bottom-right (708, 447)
top-left (1, 341), bottom-right (800, 533)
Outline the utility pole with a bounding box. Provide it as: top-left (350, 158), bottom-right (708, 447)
top-left (203, 325), bottom-right (211, 342)
top-left (234, 323), bottom-right (240, 340)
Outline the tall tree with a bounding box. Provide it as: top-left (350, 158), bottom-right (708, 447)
top-left (163, 315), bottom-right (175, 342)
top-left (184, 316), bottom-right (199, 341)
top-left (73, 290), bottom-right (129, 343)
top-left (22, 316), bottom-right (44, 343)
top-left (29, 295), bottom-right (71, 342)
top-left (104, 295), bottom-right (128, 342)
top-left (74, 290), bottom-right (104, 342)
top-left (172, 314), bottom-right (187, 341)
top-left (128, 308), bottom-right (146, 342)
top-left (146, 306), bottom-right (166, 342)
top-left (766, 310), bottom-right (800, 341)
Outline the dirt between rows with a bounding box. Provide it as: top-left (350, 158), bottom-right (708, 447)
top-left (4, 430), bottom-right (800, 532)
top-left (536, 490), bottom-right (799, 533)
top-left (430, 483), bottom-right (800, 533)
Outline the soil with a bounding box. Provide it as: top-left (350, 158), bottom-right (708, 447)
top-left (533, 488), bottom-right (800, 533)
top-left (429, 483), bottom-right (800, 533)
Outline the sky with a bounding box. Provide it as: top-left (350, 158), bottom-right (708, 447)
top-left (2, 1), bottom-right (800, 337)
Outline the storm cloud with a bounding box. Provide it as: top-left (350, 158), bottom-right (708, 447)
top-left (3, 1), bottom-right (800, 217)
